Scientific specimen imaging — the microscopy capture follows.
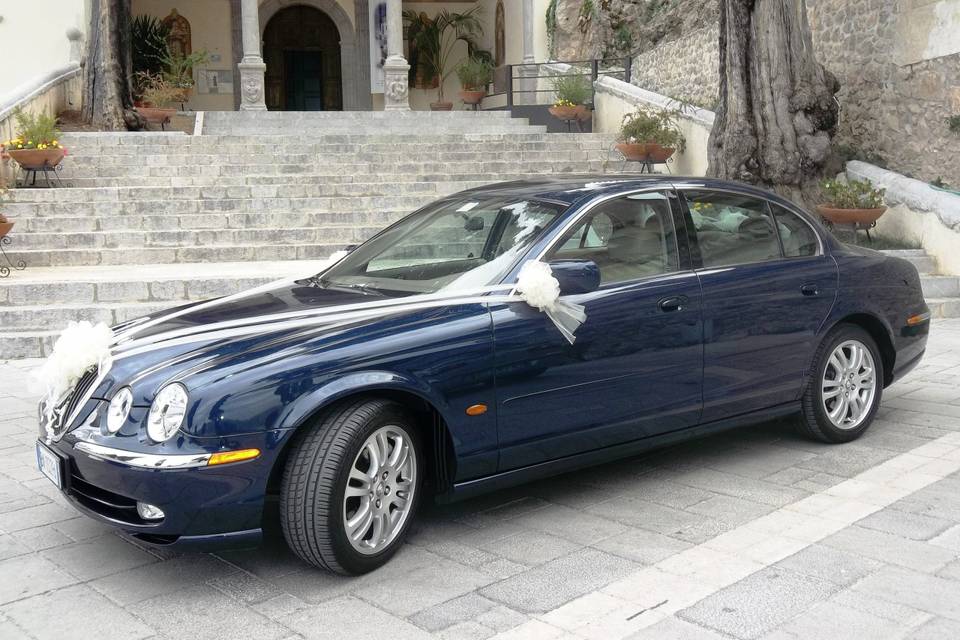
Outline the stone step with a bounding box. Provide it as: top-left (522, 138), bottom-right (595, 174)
top-left (921, 275), bottom-right (960, 299)
top-left (5, 240), bottom-right (353, 267)
top-left (0, 260), bottom-right (330, 358)
top-left (928, 297), bottom-right (960, 319)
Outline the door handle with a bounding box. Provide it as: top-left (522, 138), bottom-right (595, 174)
top-left (658, 296), bottom-right (687, 313)
top-left (800, 283), bottom-right (819, 297)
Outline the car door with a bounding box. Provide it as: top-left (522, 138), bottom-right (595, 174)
top-left (491, 189), bottom-right (704, 472)
top-left (679, 187), bottom-right (838, 421)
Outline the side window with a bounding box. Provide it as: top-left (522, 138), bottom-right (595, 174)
top-left (550, 192), bottom-right (678, 284)
top-left (684, 191), bottom-right (781, 267)
top-left (771, 203), bottom-right (819, 257)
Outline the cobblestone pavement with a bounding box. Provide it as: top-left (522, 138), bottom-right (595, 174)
top-left (2, 321), bottom-right (960, 640)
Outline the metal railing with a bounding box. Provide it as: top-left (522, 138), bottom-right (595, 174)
top-left (490, 56), bottom-right (634, 109)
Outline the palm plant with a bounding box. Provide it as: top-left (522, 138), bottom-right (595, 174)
top-left (132, 15), bottom-right (171, 81)
top-left (403, 8), bottom-right (484, 105)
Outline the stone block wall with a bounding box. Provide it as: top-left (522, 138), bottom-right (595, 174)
top-left (629, 25), bottom-right (719, 109)
top-left (620, 0), bottom-right (960, 185)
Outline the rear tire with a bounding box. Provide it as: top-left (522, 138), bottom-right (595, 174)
top-left (798, 324), bottom-right (883, 443)
top-left (280, 398), bottom-right (422, 575)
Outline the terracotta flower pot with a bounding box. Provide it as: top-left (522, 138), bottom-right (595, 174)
top-left (460, 90), bottom-right (486, 105)
top-left (7, 148), bottom-right (66, 170)
top-left (430, 102), bottom-right (454, 111)
top-left (137, 106), bottom-right (177, 124)
top-left (616, 142), bottom-right (676, 163)
top-left (0, 219), bottom-right (13, 239)
top-left (574, 105), bottom-right (592, 121)
top-left (549, 105), bottom-right (580, 121)
top-left (816, 205), bottom-right (887, 225)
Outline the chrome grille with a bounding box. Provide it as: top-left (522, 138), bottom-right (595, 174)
top-left (50, 366), bottom-right (100, 438)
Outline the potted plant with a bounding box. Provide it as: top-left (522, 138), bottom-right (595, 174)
top-left (615, 108), bottom-right (686, 163)
top-left (162, 50), bottom-right (210, 104)
top-left (817, 179), bottom-right (886, 225)
top-left (404, 8), bottom-right (484, 111)
top-left (135, 72), bottom-right (181, 124)
top-left (2, 109), bottom-right (67, 171)
top-left (456, 57), bottom-right (493, 106)
top-left (0, 187), bottom-right (12, 239)
top-left (549, 72), bottom-right (592, 121)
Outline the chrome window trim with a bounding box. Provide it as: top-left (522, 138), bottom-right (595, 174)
top-left (74, 441), bottom-right (211, 469)
top-left (674, 184), bottom-right (825, 258)
top-left (502, 187), bottom-right (679, 294)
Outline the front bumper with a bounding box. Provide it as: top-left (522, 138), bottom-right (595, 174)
top-left (44, 427), bottom-right (294, 550)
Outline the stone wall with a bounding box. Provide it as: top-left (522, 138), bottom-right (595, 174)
top-left (612, 0), bottom-right (960, 185)
top-left (629, 24), bottom-right (718, 109)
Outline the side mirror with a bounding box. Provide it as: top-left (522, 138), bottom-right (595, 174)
top-left (464, 216), bottom-right (485, 232)
top-left (548, 259), bottom-right (601, 296)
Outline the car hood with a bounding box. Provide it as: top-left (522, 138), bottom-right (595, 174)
top-left (103, 281), bottom-right (395, 401)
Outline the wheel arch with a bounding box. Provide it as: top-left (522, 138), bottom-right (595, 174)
top-left (265, 374), bottom-right (458, 501)
top-left (821, 312), bottom-right (896, 387)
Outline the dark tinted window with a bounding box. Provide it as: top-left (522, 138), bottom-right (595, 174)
top-left (549, 192), bottom-right (678, 284)
top-left (684, 191), bottom-right (780, 267)
top-left (771, 203), bottom-right (819, 257)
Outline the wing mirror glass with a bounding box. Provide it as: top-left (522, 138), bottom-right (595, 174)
top-left (548, 259), bottom-right (601, 296)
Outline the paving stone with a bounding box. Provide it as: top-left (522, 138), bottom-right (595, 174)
top-left (0, 501), bottom-right (78, 532)
top-left (208, 569), bottom-right (284, 604)
top-left (42, 534), bottom-right (157, 580)
top-left (666, 467), bottom-right (810, 508)
top-left (678, 567), bottom-right (842, 639)
top-left (0, 555), bottom-right (77, 604)
top-left (908, 617), bottom-right (960, 639)
top-left (250, 593), bottom-right (308, 620)
top-left (90, 554), bottom-right (236, 605)
top-left (773, 543), bottom-right (881, 587)
top-left (408, 592), bottom-right (499, 632)
top-left (137, 584), bottom-right (288, 640)
top-left (858, 507), bottom-right (955, 541)
top-left (797, 444), bottom-right (898, 476)
top-left (625, 616), bottom-right (733, 639)
top-left (828, 588), bottom-right (932, 627)
top-left (479, 530), bottom-right (581, 566)
top-left (586, 497), bottom-right (728, 544)
top-left (438, 620), bottom-right (495, 640)
top-left (480, 548), bottom-right (640, 614)
top-left (759, 599), bottom-right (913, 639)
top-left (936, 559), bottom-right (960, 581)
top-left (685, 494), bottom-right (778, 526)
top-left (0, 533), bottom-right (30, 561)
top-left (473, 604), bottom-right (529, 632)
top-left (281, 595), bottom-right (433, 639)
top-left (591, 527), bottom-right (693, 565)
top-left (853, 566), bottom-right (960, 620)
top-left (509, 503), bottom-right (629, 545)
top-left (477, 556), bottom-right (528, 579)
top-left (1, 584), bottom-right (154, 640)
top-left (821, 525), bottom-right (956, 574)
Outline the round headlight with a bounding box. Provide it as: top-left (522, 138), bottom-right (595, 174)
top-left (147, 383), bottom-right (189, 443)
top-left (106, 387), bottom-right (133, 434)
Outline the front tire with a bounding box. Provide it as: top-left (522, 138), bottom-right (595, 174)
top-left (280, 398), bottom-right (422, 575)
top-left (798, 324), bottom-right (883, 443)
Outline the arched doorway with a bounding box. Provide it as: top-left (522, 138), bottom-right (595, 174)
top-left (262, 5), bottom-right (343, 111)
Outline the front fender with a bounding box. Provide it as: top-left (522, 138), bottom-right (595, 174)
top-left (276, 370), bottom-right (457, 432)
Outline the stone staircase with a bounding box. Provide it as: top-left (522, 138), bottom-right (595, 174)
top-left (881, 249), bottom-right (960, 319)
top-left (0, 112), bottom-right (617, 358)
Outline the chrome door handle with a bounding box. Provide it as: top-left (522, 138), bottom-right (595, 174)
top-left (658, 296), bottom-right (687, 313)
top-left (800, 283), bottom-right (819, 296)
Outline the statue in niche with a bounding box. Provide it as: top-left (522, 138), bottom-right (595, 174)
top-left (162, 9), bottom-right (192, 59)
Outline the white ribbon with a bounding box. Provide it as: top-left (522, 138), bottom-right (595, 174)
top-left (514, 261), bottom-right (587, 344)
top-left (32, 321), bottom-right (113, 442)
top-left (37, 260), bottom-right (587, 410)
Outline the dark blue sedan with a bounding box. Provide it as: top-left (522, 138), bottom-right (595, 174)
top-left (36, 176), bottom-right (929, 575)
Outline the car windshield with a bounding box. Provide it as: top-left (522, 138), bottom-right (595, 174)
top-left (317, 195), bottom-right (567, 295)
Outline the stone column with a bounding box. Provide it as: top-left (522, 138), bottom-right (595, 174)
top-left (237, 0), bottom-right (266, 111)
top-left (382, 0), bottom-right (410, 111)
top-left (517, 0), bottom-right (537, 105)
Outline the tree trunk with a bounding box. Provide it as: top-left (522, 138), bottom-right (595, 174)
top-left (82, 0), bottom-right (146, 130)
top-left (707, 0), bottom-right (839, 202)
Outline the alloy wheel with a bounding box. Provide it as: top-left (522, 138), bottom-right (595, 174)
top-left (821, 339), bottom-right (877, 430)
top-left (342, 425), bottom-right (417, 555)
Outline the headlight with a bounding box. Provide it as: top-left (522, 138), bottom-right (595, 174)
top-left (147, 383), bottom-right (189, 443)
top-left (106, 387), bottom-right (133, 434)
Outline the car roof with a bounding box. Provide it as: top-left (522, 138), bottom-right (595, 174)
top-left (456, 175), bottom-right (788, 208)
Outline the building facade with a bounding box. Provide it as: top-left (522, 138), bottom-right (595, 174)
top-left (130, 0), bottom-right (553, 112)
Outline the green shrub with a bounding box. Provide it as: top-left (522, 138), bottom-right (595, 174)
top-left (456, 58), bottom-right (493, 90)
top-left (551, 72), bottom-right (592, 106)
top-left (618, 108), bottom-right (686, 151)
top-left (2, 109), bottom-right (63, 150)
top-left (820, 178), bottom-right (885, 209)
top-left (948, 115), bottom-right (960, 135)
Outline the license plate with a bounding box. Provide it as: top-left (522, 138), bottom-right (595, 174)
top-left (36, 441), bottom-right (63, 490)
